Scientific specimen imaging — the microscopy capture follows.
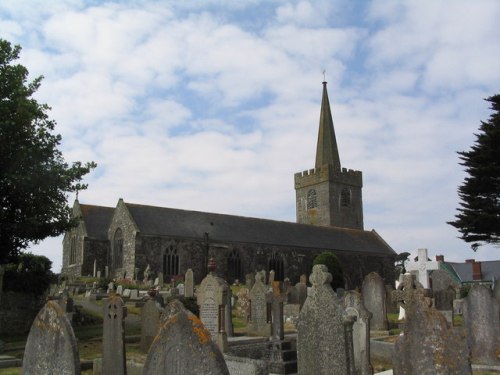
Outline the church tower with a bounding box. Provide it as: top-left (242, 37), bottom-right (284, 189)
top-left (294, 81), bottom-right (364, 230)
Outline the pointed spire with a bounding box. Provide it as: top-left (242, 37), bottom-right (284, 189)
top-left (315, 81), bottom-right (341, 171)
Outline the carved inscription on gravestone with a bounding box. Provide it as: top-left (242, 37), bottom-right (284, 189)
top-left (200, 297), bottom-right (218, 339)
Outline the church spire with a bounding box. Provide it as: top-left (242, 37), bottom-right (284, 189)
top-left (315, 81), bottom-right (341, 171)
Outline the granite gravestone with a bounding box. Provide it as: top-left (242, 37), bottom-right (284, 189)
top-left (142, 300), bottom-right (230, 375)
top-left (344, 290), bottom-right (373, 375)
top-left (406, 248), bottom-right (439, 289)
top-left (361, 272), bottom-right (388, 331)
top-left (248, 272), bottom-right (270, 336)
top-left (23, 301), bottom-right (80, 375)
top-left (102, 294), bottom-right (127, 375)
top-left (185, 268), bottom-right (194, 298)
top-left (297, 265), bottom-right (355, 375)
top-left (463, 284), bottom-right (500, 365)
top-left (392, 274), bottom-right (471, 375)
top-left (141, 299), bottom-right (161, 352)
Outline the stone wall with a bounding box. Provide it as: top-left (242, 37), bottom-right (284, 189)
top-left (0, 291), bottom-right (44, 336)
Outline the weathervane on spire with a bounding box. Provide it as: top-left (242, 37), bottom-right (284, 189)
top-left (322, 69), bottom-right (326, 82)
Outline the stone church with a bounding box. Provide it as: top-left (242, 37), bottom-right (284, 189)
top-left (61, 82), bottom-right (396, 288)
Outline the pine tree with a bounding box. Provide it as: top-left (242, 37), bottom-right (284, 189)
top-left (448, 94), bottom-right (500, 250)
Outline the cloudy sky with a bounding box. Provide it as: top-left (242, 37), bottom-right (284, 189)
top-left (2, 0), bottom-right (499, 272)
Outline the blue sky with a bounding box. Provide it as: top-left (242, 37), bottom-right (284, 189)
top-left (2, 0), bottom-right (500, 272)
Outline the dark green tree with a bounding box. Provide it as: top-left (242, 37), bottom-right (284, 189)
top-left (312, 251), bottom-right (344, 289)
top-left (448, 94), bottom-right (500, 250)
top-left (395, 252), bottom-right (410, 275)
top-left (0, 39), bottom-right (96, 263)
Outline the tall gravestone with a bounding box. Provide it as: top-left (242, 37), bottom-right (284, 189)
top-left (185, 268), bottom-right (194, 298)
top-left (463, 284), bottom-right (500, 365)
top-left (197, 259), bottom-right (231, 352)
top-left (266, 281), bottom-right (287, 342)
top-left (406, 248), bottom-right (439, 289)
top-left (297, 265), bottom-right (355, 375)
top-left (248, 271), bottom-right (270, 336)
top-left (141, 299), bottom-right (161, 352)
top-left (392, 274), bottom-right (471, 375)
top-left (344, 290), bottom-right (373, 375)
top-left (143, 300), bottom-right (230, 375)
top-left (102, 294), bottom-right (127, 375)
top-left (23, 301), bottom-right (81, 375)
top-left (431, 269), bottom-right (459, 292)
top-left (361, 272), bottom-right (388, 331)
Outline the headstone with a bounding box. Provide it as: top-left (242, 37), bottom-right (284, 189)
top-left (116, 285), bottom-right (123, 295)
top-left (361, 272), bottom-right (388, 330)
top-left (248, 272), bottom-right (270, 336)
top-left (392, 274), bottom-right (472, 375)
top-left (463, 284), bottom-right (500, 365)
top-left (177, 283), bottom-right (185, 296)
top-left (142, 300), bottom-right (230, 375)
top-left (107, 281), bottom-right (114, 293)
top-left (143, 264), bottom-right (151, 283)
top-left (96, 270), bottom-right (101, 279)
top-left (197, 259), bottom-right (231, 352)
top-left (157, 271), bottom-right (164, 287)
top-left (154, 277), bottom-right (160, 286)
top-left (434, 286), bottom-right (455, 324)
top-left (268, 270), bottom-right (275, 285)
top-left (102, 294), bottom-right (127, 375)
top-left (129, 289), bottom-right (139, 300)
top-left (296, 276), bottom-right (308, 309)
top-left (297, 265), bottom-right (355, 375)
top-left (185, 268), bottom-right (194, 298)
top-left (122, 288), bottom-right (131, 298)
top-left (23, 301), bottom-right (80, 375)
top-left (406, 248), bottom-right (439, 289)
top-left (141, 299), bottom-right (161, 352)
top-left (93, 259), bottom-right (97, 278)
top-left (236, 287), bottom-right (250, 321)
top-left (266, 281), bottom-right (287, 341)
top-left (431, 269), bottom-right (459, 292)
top-left (245, 272), bottom-right (255, 290)
top-left (385, 284), bottom-right (398, 314)
top-left (344, 291), bottom-right (373, 375)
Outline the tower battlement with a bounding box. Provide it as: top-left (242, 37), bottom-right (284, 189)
top-left (294, 164), bottom-right (362, 188)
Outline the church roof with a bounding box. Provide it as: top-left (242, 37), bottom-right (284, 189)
top-left (124, 203), bottom-right (395, 256)
top-left (79, 204), bottom-right (114, 240)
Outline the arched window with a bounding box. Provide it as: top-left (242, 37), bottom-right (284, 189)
top-left (69, 236), bottom-right (77, 265)
top-left (227, 249), bottom-right (242, 283)
top-left (307, 189), bottom-right (318, 209)
top-left (340, 188), bottom-right (352, 207)
top-left (113, 228), bottom-right (124, 270)
top-left (163, 246), bottom-right (179, 278)
top-left (268, 252), bottom-right (285, 281)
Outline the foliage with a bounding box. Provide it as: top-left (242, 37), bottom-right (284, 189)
top-left (2, 253), bottom-right (57, 296)
top-left (394, 252), bottom-right (410, 275)
top-left (0, 39), bottom-right (96, 263)
top-left (312, 251), bottom-right (344, 290)
top-left (448, 94), bottom-right (500, 250)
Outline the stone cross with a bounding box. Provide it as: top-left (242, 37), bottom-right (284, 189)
top-left (406, 248), bottom-right (439, 289)
top-left (266, 281), bottom-right (288, 341)
top-left (102, 294), bottom-right (127, 375)
top-left (391, 273), bottom-right (420, 311)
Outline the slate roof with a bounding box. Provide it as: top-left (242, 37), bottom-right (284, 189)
top-left (124, 203), bottom-right (396, 256)
top-left (80, 204), bottom-right (114, 240)
top-left (444, 260), bottom-right (500, 283)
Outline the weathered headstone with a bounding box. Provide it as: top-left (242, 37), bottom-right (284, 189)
top-left (361, 272), bottom-right (388, 331)
top-left (406, 248), bottom-right (439, 289)
top-left (107, 281), bottom-right (114, 293)
top-left (248, 272), bottom-right (270, 336)
top-left (157, 271), bottom-right (164, 287)
top-left (344, 290), bottom-right (373, 375)
top-left (141, 299), bottom-right (161, 352)
top-left (96, 270), bottom-right (101, 279)
top-left (142, 300), bottom-right (230, 375)
top-left (23, 301), bottom-right (81, 375)
top-left (297, 265), bottom-right (355, 375)
top-left (463, 284), bottom-right (500, 365)
top-left (297, 275), bottom-right (308, 308)
top-left (122, 288), bottom-right (131, 298)
top-left (245, 272), bottom-right (255, 290)
top-left (431, 269), bottom-right (459, 293)
top-left (102, 294), bottom-right (127, 375)
top-left (236, 287), bottom-right (250, 321)
top-left (434, 286), bottom-right (455, 324)
top-left (266, 281), bottom-right (287, 342)
top-left (116, 285), bottom-right (123, 295)
top-left (185, 268), bottom-right (194, 298)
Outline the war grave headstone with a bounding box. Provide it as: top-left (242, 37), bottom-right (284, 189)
top-left (102, 294), bottom-right (127, 375)
top-left (406, 248), bottom-right (439, 289)
top-left (297, 265), bottom-right (355, 375)
top-left (248, 272), bottom-right (270, 336)
top-left (463, 284), bottom-right (500, 365)
top-left (185, 268), bottom-right (194, 298)
top-left (197, 259), bottom-right (231, 352)
top-left (141, 298), bottom-right (161, 352)
top-left (23, 301), bottom-right (81, 375)
top-left (361, 272), bottom-right (388, 331)
top-left (391, 274), bottom-right (471, 375)
top-left (142, 299), bottom-right (230, 375)
top-left (344, 290), bottom-right (373, 375)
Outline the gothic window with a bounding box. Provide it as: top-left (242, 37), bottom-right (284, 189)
top-left (340, 188), bottom-right (352, 207)
top-left (69, 236), bottom-right (77, 265)
top-left (163, 246), bottom-right (179, 278)
top-left (268, 252), bottom-right (285, 281)
top-left (113, 228), bottom-right (124, 270)
top-left (227, 249), bottom-right (242, 283)
top-left (307, 189), bottom-right (318, 209)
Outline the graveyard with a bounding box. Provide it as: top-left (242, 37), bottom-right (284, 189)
top-left (0, 252), bottom-right (499, 375)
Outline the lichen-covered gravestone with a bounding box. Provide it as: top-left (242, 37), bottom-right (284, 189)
top-left (142, 300), bottom-right (230, 375)
top-left (141, 299), bottom-right (161, 352)
top-left (248, 272), bottom-right (270, 336)
top-left (297, 265), bottom-right (355, 375)
top-left (361, 272), bottom-right (388, 331)
top-left (344, 290), bottom-right (373, 375)
top-left (392, 274), bottom-right (471, 375)
top-left (23, 301), bottom-right (81, 375)
top-left (463, 284), bottom-right (500, 365)
top-left (102, 294), bottom-right (127, 375)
